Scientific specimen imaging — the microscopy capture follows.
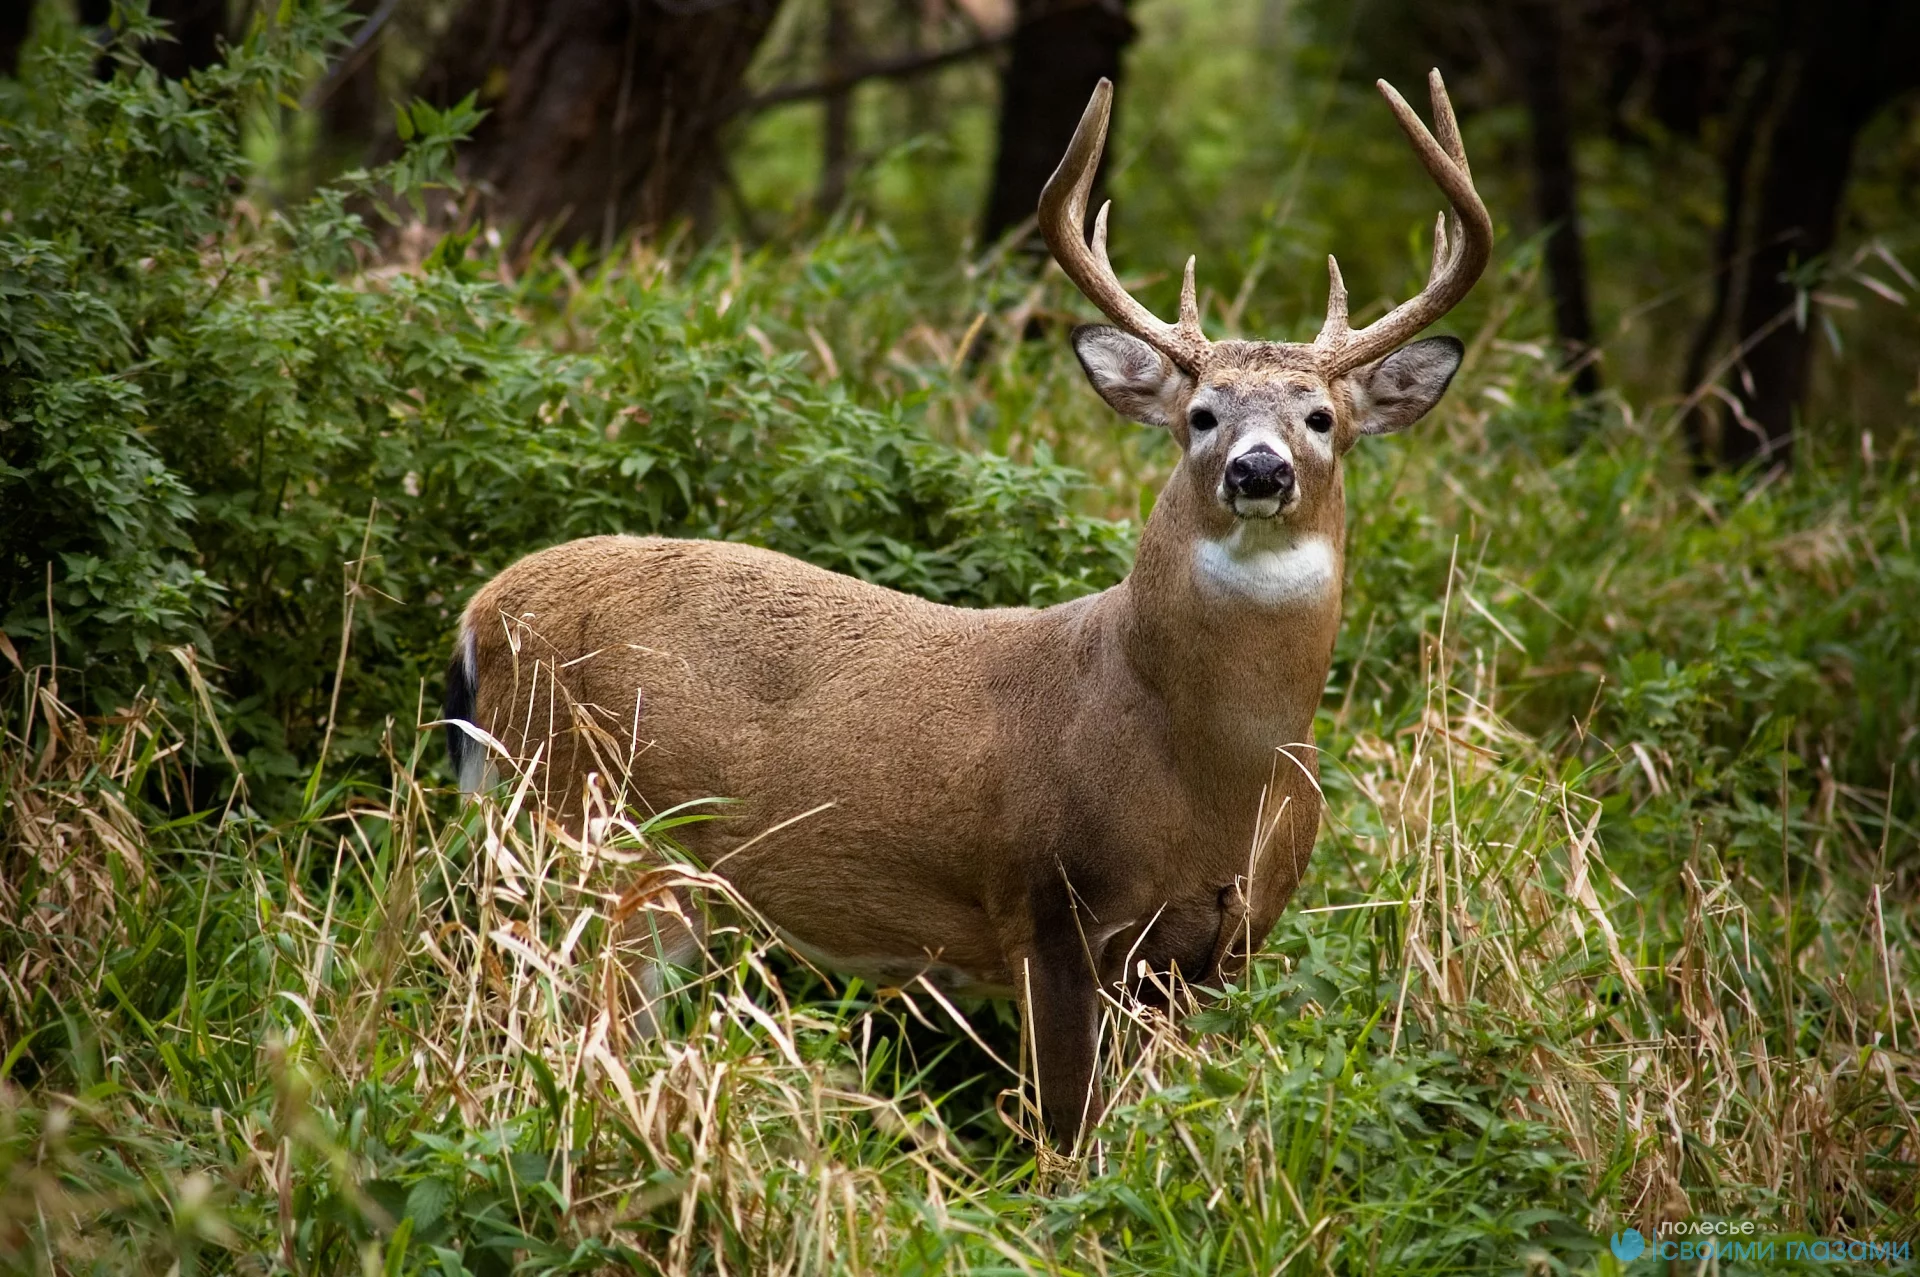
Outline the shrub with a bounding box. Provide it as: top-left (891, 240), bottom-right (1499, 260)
top-left (2, 7), bottom-right (1915, 1275)
top-left (0, 3), bottom-right (1131, 792)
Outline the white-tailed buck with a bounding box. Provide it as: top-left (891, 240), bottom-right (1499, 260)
top-left (445, 70), bottom-right (1489, 1147)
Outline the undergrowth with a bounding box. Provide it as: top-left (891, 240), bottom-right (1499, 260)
top-left (2, 5), bottom-right (1917, 1275)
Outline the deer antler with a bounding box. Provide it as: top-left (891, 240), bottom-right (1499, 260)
top-left (1038, 78), bottom-right (1211, 373)
top-left (1314, 69), bottom-right (1492, 377)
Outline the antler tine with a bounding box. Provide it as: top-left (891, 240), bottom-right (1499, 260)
top-left (1090, 199), bottom-right (1117, 271)
top-left (1315, 255), bottom-right (1351, 355)
top-left (1314, 69), bottom-right (1492, 377)
top-left (1178, 256), bottom-right (1201, 332)
top-left (1039, 78), bottom-right (1210, 372)
top-left (1427, 66), bottom-right (1470, 178)
top-left (1429, 67), bottom-right (1469, 280)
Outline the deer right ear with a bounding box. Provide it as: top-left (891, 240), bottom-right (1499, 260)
top-left (1072, 325), bottom-right (1191, 427)
top-left (1350, 336), bottom-right (1464, 436)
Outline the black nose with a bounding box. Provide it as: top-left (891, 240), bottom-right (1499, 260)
top-left (1225, 448), bottom-right (1294, 501)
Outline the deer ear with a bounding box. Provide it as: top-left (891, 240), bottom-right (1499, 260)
top-left (1072, 325), bottom-right (1190, 427)
top-left (1351, 336), bottom-right (1463, 436)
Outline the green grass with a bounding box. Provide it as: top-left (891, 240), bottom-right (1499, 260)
top-left (3, 267), bottom-right (1916, 1272)
top-left (2, 8), bottom-right (1916, 1270)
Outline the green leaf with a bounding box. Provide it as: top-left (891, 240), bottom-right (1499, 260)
top-left (1199, 1063), bottom-right (1245, 1099)
top-left (383, 1216), bottom-right (414, 1277)
top-left (405, 1177), bottom-right (454, 1232)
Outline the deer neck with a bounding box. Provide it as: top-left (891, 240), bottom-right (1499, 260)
top-left (1113, 475), bottom-right (1346, 778)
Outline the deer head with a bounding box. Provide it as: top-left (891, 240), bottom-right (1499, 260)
top-left (1040, 71), bottom-right (1490, 554)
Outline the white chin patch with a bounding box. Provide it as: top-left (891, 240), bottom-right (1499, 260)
top-left (1230, 495), bottom-right (1283, 519)
top-left (1194, 527), bottom-right (1336, 609)
top-left (1227, 491), bottom-right (1302, 519)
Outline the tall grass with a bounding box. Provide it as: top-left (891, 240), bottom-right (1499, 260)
top-left (3, 279), bottom-right (1915, 1271)
top-left (2, 12), bottom-right (1916, 1267)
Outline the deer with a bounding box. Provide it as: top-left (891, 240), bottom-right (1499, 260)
top-left (443, 69), bottom-right (1490, 1150)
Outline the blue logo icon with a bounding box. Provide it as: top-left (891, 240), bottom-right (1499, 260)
top-left (1610, 1228), bottom-right (1646, 1261)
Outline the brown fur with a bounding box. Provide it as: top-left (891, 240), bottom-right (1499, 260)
top-left (451, 332), bottom-right (1462, 1147)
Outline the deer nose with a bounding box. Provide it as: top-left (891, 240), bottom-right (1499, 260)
top-left (1225, 448), bottom-right (1294, 501)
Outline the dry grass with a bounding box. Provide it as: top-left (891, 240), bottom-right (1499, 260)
top-left (0, 662), bottom-right (154, 1037)
top-left (5, 518), bottom-right (1914, 1273)
top-left (4, 251), bottom-right (1918, 1276)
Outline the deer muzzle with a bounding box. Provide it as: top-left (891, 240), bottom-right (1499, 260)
top-left (1224, 446), bottom-right (1295, 512)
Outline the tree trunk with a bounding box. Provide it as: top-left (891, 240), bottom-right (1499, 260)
top-left (51, 0), bottom-right (224, 81)
top-left (1507, 0), bottom-right (1599, 396)
top-left (317, 0), bottom-right (388, 163)
top-left (0, 3), bottom-right (29, 78)
top-left (407, 0), bottom-right (781, 252)
top-left (1679, 53), bottom-right (1778, 471)
top-left (1720, 0), bottom-right (1917, 468)
top-left (144, 0), bottom-right (228, 79)
top-left (818, 0), bottom-right (857, 213)
top-left (981, 0), bottom-right (1136, 248)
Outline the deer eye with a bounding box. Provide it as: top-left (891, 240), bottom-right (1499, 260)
top-left (1306, 409), bottom-right (1334, 433)
top-left (1188, 407), bottom-right (1218, 432)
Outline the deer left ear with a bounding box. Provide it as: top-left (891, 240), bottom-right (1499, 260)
top-left (1072, 324), bottom-right (1192, 428)
top-left (1350, 336), bottom-right (1463, 436)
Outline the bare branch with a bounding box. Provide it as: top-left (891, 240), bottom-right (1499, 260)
top-left (738, 33), bottom-right (1009, 115)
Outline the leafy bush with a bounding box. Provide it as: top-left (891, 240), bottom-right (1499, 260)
top-left (0, 4), bottom-right (1130, 790)
top-left (2, 6), bottom-right (1917, 1277)
top-left (1329, 341), bottom-right (1920, 872)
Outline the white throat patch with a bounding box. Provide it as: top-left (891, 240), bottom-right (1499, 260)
top-left (1193, 527), bottom-right (1337, 609)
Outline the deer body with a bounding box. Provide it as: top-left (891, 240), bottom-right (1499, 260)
top-left (455, 475), bottom-right (1341, 986)
top-left (448, 72), bottom-right (1490, 1147)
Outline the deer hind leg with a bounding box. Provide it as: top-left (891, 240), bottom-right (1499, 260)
top-left (616, 883), bottom-right (709, 1038)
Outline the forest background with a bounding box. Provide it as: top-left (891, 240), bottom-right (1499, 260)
top-left (1, 1), bottom-right (1918, 1273)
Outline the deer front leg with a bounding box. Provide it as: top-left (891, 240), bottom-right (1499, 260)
top-left (1012, 881), bottom-right (1107, 1150)
top-left (1022, 942), bottom-right (1102, 1149)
